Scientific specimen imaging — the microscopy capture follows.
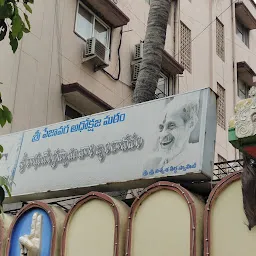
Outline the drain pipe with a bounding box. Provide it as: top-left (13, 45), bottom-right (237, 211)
top-left (231, 0), bottom-right (238, 160)
top-left (174, 0), bottom-right (180, 94)
top-left (209, 0), bottom-right (213, 90)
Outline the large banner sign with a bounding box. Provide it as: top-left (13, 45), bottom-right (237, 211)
top-left (0, 88), bottom-right (216, 201)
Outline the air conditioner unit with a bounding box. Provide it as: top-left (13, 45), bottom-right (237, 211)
top-left (82, 37), bottom-right (109, 71)
top-left (131, 62), bottom-right (141, 87)
top-left (134, 42), bottom-right (144, 60)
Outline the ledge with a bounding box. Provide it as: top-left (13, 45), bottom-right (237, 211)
top-left (237, 61), bottom-right (256, 86)
top-left (162, 50), bottom-right (184, 76)
top-left (61, 83), bottom-right (113, 115)
top-left (82, 0), bottom-right (129, 28)
top-left (235, 1), bottom-right (256, 30)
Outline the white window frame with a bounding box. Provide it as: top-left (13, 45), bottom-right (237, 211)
top-left (236, 19), bottom-right (249, 47)
top-left (155, 72), bottom-right (170, 99)
top-left (64, 103), bottom-right (85, 121)
top-left (75, 1), bottom-right (111, 48)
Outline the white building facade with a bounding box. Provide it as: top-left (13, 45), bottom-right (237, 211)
top-left (0, 0), bottom-right (256, 165)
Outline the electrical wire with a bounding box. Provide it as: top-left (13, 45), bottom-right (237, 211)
top-left (102, 27), bottom-right (123, 81)
top-left (102, 1), bottom-right (235, 82)
top-left (176, 0), bottom-right (237, 58)
top-left (104, 1), bottom-right (235, 83)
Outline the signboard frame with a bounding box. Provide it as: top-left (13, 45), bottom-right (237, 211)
top-left (0, 88), bottom-right (217, 203)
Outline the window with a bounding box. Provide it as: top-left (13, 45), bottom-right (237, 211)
top-left (216, 18), bottom-right (225, 61)
top-left (155, 73), bottom-right (169, 99)
top-left (75, 2), bottom-right (110, 47)
top-left (180, 22), bottom-right (192, 73)
top-left (217, 83), bottom-right (226, 129)
top-left (238, 79), bottom-right (250, 99)
top-left (65, 105), bottom-right (84, 120)
top-left (236, 19), bottom-right (249, 47)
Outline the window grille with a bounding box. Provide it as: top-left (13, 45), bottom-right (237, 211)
top-left (217, 83), bottom-right (226, 129)
top-left (215, 154), bottom-right (228, 179)
top-left (216, 18), bottom-right (225, 61)
top-left (180, 22), bottom-right (192, 73)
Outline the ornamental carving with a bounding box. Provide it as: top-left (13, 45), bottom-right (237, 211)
top-left (231, 86), bottom-right (256, 139)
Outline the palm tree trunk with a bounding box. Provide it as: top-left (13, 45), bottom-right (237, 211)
top-left (133, 0), bottom-right (172, 104)
top-left (126, 0), bottom-right (172, 200)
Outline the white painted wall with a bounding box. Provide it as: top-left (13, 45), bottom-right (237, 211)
top-left (1, 0), bottom-right (256, 162)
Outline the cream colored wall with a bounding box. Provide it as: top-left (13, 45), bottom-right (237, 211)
top-left (213, 0), bottom-right (235, 162)
top-left (1, 0), bottom-right (256, 162)
top-left (210, 180), bottom-right (256, 256)
top-left (235, 0), bottom-right (256, 100)
top-left (214, 0), bottom-right (256, 161)
top-left (64, 198), bottom-right (129, 256)
top-left (130, 189), bottom-right (204, 256)
top-left (179, 0), bottom-right (256, 162)
top-left (179, 0), bottom-right (211, 93)
top-left (0, 214), bottom-right (13, 256)
top-left (235, 0), bottom-right (256, 78)
top-left (65, 200), bottom-right (115, 255)
top-left (0, 0), bottom-right (167, 133)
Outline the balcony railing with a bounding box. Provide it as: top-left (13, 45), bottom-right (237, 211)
top-left (213, 159), bottom-right (243, 181)
top-left (3, 159), bottom-right (244, 215)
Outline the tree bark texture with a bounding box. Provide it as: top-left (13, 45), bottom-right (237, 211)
top-left (133, 0), bottom-right (172, 104)
top-left (241, 155), bottom-right (256, 230)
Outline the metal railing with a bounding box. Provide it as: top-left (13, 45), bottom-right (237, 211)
top-left (213, 159), bottom-right (243, 181)
top-left (3, 159), bottom-right (244, 215)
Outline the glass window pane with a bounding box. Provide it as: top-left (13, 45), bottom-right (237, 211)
top-left (245, 85), bottom-right (250, 98)
top-left (95, 20), bottom-right (108, 46)
top-left (155, 75), bottom-right (168, 98)
top-left (155, 88), bottom-right (165, 99)
top-left (157, 77), bottom-right (166, 93)
top-left (76, 5), bottom-right (93, 40)
top-left (236, 19), bottom-right (244, 39)
top-left (236, 19), bottom-right (250, 47)
top-left (244, 30), bottom-right (249, 47)
top-left (236, 28), bottom-right (243, 40)
top-left (238, 80), bottom-right (249, 99)
top-left (239, 81), bottom-right (246, 93)
top-left (238, 89), bottom-right (246, 99)
top-left (65, 105), bottom-right (83, 120)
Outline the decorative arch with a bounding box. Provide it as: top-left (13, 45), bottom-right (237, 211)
top-left (0, 213), bottom-right (13, 256)
top-left (5, 201), bottom-right (58, 256)
top-left (61, 191), bottom-right (122, 256)
top-left (204, 171), bottom-right (243, 256)
top-left (125, 181), bottom-right (198, 256)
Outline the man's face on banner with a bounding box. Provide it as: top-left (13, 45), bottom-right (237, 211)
top-left (157, 107), bottom-right (197, 159)
top-left (158, 113), bottom-right (187, 151)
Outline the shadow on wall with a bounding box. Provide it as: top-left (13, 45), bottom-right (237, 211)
top-left (1, 172), bottom-right (256, 256)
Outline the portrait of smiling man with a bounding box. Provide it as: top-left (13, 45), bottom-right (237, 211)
top-left (144, 92), bottom-right (201, 171)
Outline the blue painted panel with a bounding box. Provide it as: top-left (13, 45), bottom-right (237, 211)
top-left (9, 208), bottom-right (52, 256)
